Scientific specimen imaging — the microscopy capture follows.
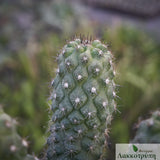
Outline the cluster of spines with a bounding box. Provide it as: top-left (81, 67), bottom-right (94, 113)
top-left (47, 38), bottom-right (118, 160)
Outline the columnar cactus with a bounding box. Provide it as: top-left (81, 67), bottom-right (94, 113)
top-left (0, 107), bottom-right (37, 160)
top-left (132, 110), bottom-right (160, 143)
top-left (47, 38), bottom-right (117, 160)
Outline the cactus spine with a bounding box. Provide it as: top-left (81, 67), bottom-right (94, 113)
top-left (132, 110), bottom-right (160, 143)
top-left (47, 38), bottom-right (117, 160)
top-left (0, 107), bottom-right (37, 160)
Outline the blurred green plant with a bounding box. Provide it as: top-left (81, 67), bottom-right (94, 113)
top-left (0, 34), bottom-right (63, 154)
top-left (39, 0), bottom-right (89, 35)
top-left (132, 110), bottom-right (160, 143)
top-left (0, 106), bottom-right (36, 160)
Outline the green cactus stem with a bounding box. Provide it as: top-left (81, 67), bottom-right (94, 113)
top-left (132, 110), bottom-right (160, 143)
top-left (0, 107), bottom-right (38, 160)
top-left (47, 38), bottom-right (117, 160)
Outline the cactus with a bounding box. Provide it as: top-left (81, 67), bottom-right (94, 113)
top-left (47, 38), bottom-right (117, 160)
top-left (132, 110), bottom-right (160, 143)
top-left (0, 107), bottom-right (37, 160)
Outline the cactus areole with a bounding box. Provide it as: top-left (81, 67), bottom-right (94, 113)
top-left (47, 38), bottom-right (117, 160)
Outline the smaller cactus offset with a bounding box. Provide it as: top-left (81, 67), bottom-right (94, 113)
top-left (132, 110), bottom-right (160, 143)
top-left (0, 107), bottom-right (38, 160)
top-left (47, 37), bottom-right (117, 160)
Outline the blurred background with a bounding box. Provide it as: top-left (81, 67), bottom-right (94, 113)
top-left (0, 0), bottom-right (160, 159)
